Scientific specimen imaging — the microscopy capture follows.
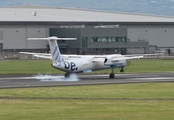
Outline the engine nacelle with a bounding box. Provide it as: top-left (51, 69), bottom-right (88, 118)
top-left (104, 55), bottom-right (127, 68)
top-left (104, 56), bottom-right (113, 65)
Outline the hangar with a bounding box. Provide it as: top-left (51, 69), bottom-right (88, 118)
top-left (0, 5), bottom-right (174, 55)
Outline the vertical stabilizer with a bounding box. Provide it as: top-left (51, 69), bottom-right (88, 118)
top-left (49, 39), bottom-right (62, 66)
top-left (27, 36), bottom-right (76, 66)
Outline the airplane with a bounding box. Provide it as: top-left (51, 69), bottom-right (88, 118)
top-left (20, 36), bottom-right (144, 79)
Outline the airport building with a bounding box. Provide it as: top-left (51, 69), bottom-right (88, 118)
top-left (0, 5), bottom-right (174, 55)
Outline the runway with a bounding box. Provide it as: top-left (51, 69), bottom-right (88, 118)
top-left (0, 73), bottom-right (174, 88)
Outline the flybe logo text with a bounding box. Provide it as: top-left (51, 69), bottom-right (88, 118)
top-left (64, 61), bottom-right (78, 71)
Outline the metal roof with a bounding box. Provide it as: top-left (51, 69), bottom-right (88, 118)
top-left (1, 5), bottom-right (174, 23)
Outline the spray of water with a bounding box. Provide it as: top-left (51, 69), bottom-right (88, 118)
top-left (34, 74), bottom-right (79, 82)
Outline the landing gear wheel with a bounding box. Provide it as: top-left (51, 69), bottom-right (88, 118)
top-left (109, 73), bottom-right (115, 79)
top-left (65, 73), bottom-right (70, 78)
top-left (120, 68), bottom-right (124, 73)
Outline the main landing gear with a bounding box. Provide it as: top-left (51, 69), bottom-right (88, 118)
top-left (120, 67), bottom-right (124, 73)
top-left (109, 67), bottom-right (124, 79)
top-left (65, 72), bottom-right (70, 78)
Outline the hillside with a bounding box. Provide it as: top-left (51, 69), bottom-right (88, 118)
top-left (1, 0), bottom-right (174, 16)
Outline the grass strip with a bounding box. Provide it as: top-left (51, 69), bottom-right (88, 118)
top-left (0, 83), bottom-right (174, 99)
top-left (0, 99), bottom-right (174, 120)
top-left (0, 83), bottom-right (174, 120)
top-left (0, 59), bottom-right (173, 74)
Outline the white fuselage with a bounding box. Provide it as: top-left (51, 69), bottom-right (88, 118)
top-left (51, 55), bottom-right (127, 73)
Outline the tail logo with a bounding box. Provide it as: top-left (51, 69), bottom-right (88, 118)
top-left (53, 46), bottom-right (62, 66)
top-left (53, 46), bottom-right (58, 56)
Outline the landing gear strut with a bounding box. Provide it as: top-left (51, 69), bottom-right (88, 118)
top-left (65, 72), bottom-right (70, 78)
top-left (109, 68), bottom-right (115, 79)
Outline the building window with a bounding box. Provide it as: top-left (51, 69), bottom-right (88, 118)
top-left (101, 37), bottom-right (107, 42)
top-left (97, 37), bottom-right (102, 42)
top-left (82, 37), bottom-right (88, 48)
top-left (122, 37), bottom-right (126, 42)
top-left (108, 37), bottom-right (112, 42)
top-left (112, 37), bottom-right (116, 42)
top-left (92, 37), bottom-right (98, 42)
top-left (117, 37), bottom-right (121, 42)
top-left (92, 37), bottom-right (127, 42)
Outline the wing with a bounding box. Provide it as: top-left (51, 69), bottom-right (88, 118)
top-left (20, 52), bottom-right (144, 61)
top-left (92, 54), bottom-right (143, 62)
top-left (111, 56), bottom-right (143, 62)
top-left (123, 53), bottom-right (163, 57)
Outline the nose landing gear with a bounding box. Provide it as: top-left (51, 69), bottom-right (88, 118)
top-left (109, 68), bottom-right (115, 79)
top-left (109, 67), bottom-right (124, 79)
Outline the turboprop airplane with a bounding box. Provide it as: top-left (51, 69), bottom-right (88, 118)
top-left (20, 36), bottom-right (144, 79)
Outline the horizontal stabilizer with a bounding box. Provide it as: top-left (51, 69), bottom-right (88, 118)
top-left (34, 55), bottom-right (52, 59)
top-left (19, 52), bottom-right (38, 55)
top-left (28, 36), bottom-right (77, 41)
top-left (19, 52), bottom-right (51, 56)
